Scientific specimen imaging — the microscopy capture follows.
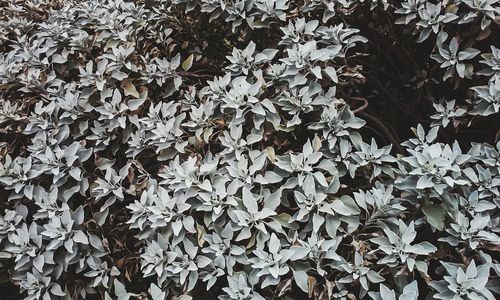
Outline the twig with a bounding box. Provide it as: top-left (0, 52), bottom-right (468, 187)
top-left (357, 111), bottom-right (405, 154)
top-left (366, 76), bottom-right (418, 122)
top-left (350, 97), bottom-right (369, 113)
top-left (177, 71), bottom-right (214, 79)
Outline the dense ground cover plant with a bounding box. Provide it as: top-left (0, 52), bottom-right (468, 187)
top-left (0, 0), bottom-right (499, 299)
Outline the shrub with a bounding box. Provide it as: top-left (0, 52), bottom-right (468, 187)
top-left (0, 0), bottom-right (499, 299)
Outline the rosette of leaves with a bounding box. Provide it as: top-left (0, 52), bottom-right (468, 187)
top-left (429, 260), bottom-right (496, 300)
top-left (431, 32), bottom-right (480, 80)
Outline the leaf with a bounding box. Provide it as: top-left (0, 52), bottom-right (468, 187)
top-left (33, 255), bottom-right (44, 272)
top-left (172, 295), bottom-right (192, 300)
top-left (121, 79), bottom-right (140, 98)
top-left (94, 208), bottom-right (109, 226)
top-left (312, 213), bottom-right (325, 232)
top-left (196, 224), bottom-right (206, 247)
top-left (114, 279), bottom-right (130, 300)
top-left (95, 157), bottom-right (116, 170)
top-left (242, 187), bottom-right (258, 213)
top-left (172, 219), bottom-right (183, 236)
top-left (422, 201), bottom-right (445, 231)
top-left (265, 146), bottom-right (276, 163)
top-left (293, 270), bottom-right (309, 293)
top-left (289, 246), bottom-right (310, 261)
top-left (268, 233), bottom-right (280, 254)
top-left (312, 134), bottom-right (322, 152)
top-left (264, 171), bottom-right (283, 184)
top-left (182, 54), bottom-right (194, 71)
top-left (367, 270), bottom-right (385, 283)
top-left (311, 66), bottom-right (322, 79)
top-left (52, 54), bottom-right (67, 64)
top-left (73, 230), bottom-right (89, 244)
top-left (325, 215), bottom-right (340, 238)
top-left (51, 284), bottom-right (66, 297)
top-left (323, 66), bottom-right (338, 83)
top-left (416, 176), bottom-right (433, 189)
top-left (89, 234), bottom-right (105, 252)
top-left (111, 70), bottom-right (128, 80)
top-left (149, 283), bottom-right (166, 299)
top-left (379, 284), bottom-right (396, 300)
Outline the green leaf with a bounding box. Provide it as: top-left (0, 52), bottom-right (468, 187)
top-left (422, 201), bottom-right (445, 231)
top-left (182, 54), bottom-right (194, 71)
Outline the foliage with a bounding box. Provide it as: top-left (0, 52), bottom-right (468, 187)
top-left (0, 0), bottom-right (499, 299)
